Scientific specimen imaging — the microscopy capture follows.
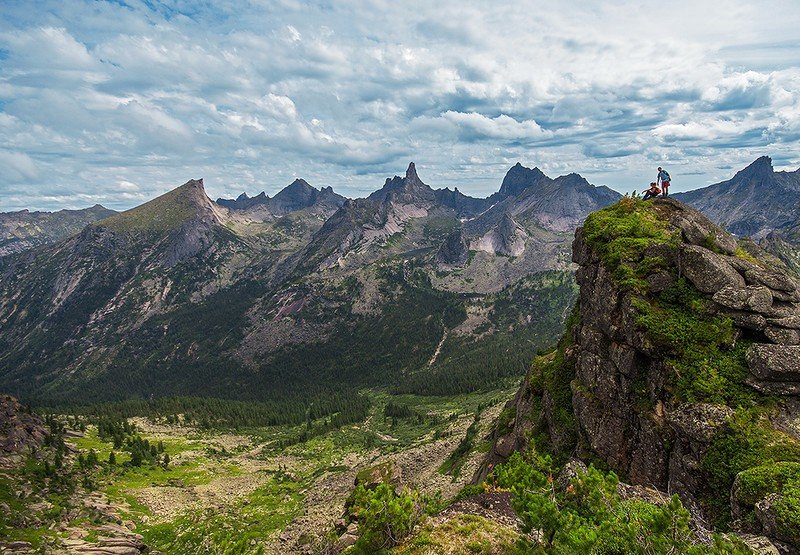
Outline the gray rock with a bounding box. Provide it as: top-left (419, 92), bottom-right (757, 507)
top-left (753, 493), bottom-right (800, 548)
top-left (737, 534), bottom-right (781, 555)
top-left (729, 257), bottom-right (800, 293)
top-left (572, 227), bottom-right (596, 265)
top-left (768, 315), bottom-right (800, 330)
top-left (680, 246), bottom-right (745, 294)
top-left (557, 458), bottom-right (588, 491)
top-left (712, 285), bottom-right (773, 313)
top-left (727, 311), bottom-right (768, 331)
top-left (647, 271), bottom-right (675, 294)
top-left (666, 403), bottom-right (734, 444)
top-left (747, 344), bottom-right (800, 382)
top-left (772, 289), bottom-right (800, 303)
top-left (764, 326), bottom-right (800, 345)
top-left (666, 201), bottom-right (738, 254)
top-left (335, 533), bottom-right (358, 552)
top-left (747, 379), bottom-right (800, 396)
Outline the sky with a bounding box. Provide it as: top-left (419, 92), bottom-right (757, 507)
top-left (1, 0), bottom-right (800, 212)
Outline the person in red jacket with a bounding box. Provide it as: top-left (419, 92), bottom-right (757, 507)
top-left (642, 182), bottom-right (661, 200)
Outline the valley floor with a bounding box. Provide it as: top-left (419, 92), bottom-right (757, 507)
top-left (2, 385), bottom-right (518, 554)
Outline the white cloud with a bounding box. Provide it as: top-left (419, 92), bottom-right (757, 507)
top-left (0, 0), bottom-right (799, 210)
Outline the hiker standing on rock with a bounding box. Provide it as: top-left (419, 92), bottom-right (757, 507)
top-left (657, 167), bottom-right (671, 197)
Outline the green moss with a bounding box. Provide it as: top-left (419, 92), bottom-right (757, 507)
top-left (632, 279), bottom-right (755, 406)
top-left (582, 197), bottom-right (675, 292)
top-left (735, 462), bottom-right (800, 506)
top-left (703, 410), bottom-right (800, 527)
top-left (734, 462), bottom-right (800, 544)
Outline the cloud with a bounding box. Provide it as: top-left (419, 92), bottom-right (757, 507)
top-left (414, 111), bottom-right (550, 143)
top-left (0, 0), bottom-right (799, 210)
top-left (0, 151), bottom-right (39, 183)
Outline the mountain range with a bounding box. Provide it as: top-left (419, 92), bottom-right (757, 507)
top-left (0, 205), bottom-right (117, 257)
top-left (3, 156), bottom-right (799, 410)
top-left (674, 156), bottom-right (800, 272)
top-left (0, 162), bottom-right (618, 407)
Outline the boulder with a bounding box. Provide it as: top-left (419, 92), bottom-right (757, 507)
top-left (354, 461), bottom-right (402, 490)
top-left (557, 458), bottom-right (588, 492)
top-left (764, 327), bottom-right (800, 346)
top-left (754, 494), bottom-right (799, 549)
top-left (712, 285), bottom-right (773, 313)
top-left (747, 344), bottom-right (800, 382)
top-left (727, 311), bottom-right (767, 331)
top-left (729, 257), bottom-right (800, 294)
top-left (680, 246), bottom-right (745, 294)
top-left (737, 534), bottom-right (781, 555)
top-left (335, 533), bottom-right (358, 552)
top-left (768, 315), bottom-right (800, 330)
top-left (665, 201), bottom-right (738, 255)
top-left (666, 403), bottom-right (734, 444)
top-left (647, 271), bottom-right (675, 294)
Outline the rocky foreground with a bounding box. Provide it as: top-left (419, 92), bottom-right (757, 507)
top-left (0, 396), bottom-right (149, 555)
top-left (485, 197), bottom-right (800, 553)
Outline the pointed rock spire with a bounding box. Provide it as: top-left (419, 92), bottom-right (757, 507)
top-left (406, 162), bottom-right (420, 183)
top-left (736, 156), bottom-right (774, 179)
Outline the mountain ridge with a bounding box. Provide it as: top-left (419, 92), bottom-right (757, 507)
top-left (1, 161), bottom-right (613, 407)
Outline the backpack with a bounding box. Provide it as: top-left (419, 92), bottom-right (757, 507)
top-left (660, 170), bottom-right (670, 181)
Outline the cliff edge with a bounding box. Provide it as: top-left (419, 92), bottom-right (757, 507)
top-left (484, 197), bottom-right (800, 552)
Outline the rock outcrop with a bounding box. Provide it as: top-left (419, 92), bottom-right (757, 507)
top-left (0, 394), bottom-right (48, 468)
top-left (484, 198), bottom-right (800, 552)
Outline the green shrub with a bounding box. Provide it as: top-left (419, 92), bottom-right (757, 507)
top-left (493, 451), bottom-right (750, 554)
top-left (703, 410), bottom-right (800, 527)
top-left (350, 483), bottom-right (422, 552)
top-left (733, 462), bottom-right (800, 543)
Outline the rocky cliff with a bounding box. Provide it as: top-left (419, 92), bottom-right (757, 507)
top-left (485, 197), bottom-right (800, 552)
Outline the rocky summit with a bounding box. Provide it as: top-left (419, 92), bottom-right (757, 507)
top-left (484, 197), bottom-right (800, 552)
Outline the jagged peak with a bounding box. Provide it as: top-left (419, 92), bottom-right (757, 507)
top-left (735, 156), bottom-right (774, 179)
top-left (369, 162), bottom-right (435, 203)
top-left (283, 178), bottom-right (314, 191)
top-left (405, 161), bottom-right (420, 183)
top-left (498, 163), bottom-right (549, 198)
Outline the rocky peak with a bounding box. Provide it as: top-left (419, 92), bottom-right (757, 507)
top-left (498, 162), bottom-right (548, 198)
top-left (369, 162), bottom-right (436, 205)
top-left (269, 179), bottom-right (346, 215)
top-left (405, 161), bottom-right (421, 185)
top-left (553, 172), bottom-right (592, 190)
top-left (736, 155), bottom-right (774, 179)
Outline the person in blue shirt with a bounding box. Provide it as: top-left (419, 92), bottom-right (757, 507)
top-left (657, 167), bottom-right (671, 197)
